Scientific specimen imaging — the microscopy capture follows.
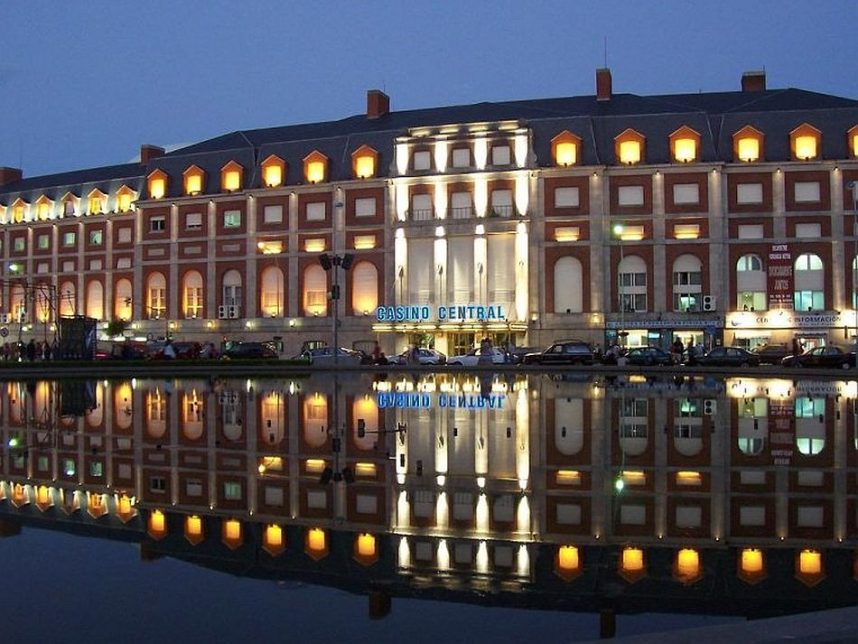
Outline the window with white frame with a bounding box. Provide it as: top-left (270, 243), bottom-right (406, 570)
top-left (183, 271), bottom-right (204, 319)
top-left (737, 183), bottom-right (763, 205)
top-left (451, 147), bottom-right (471, 168)
top-left (412, 150), bottom-right (431, 171)
top-left (618, 255), bottom-right (647, 312)
top-left (89, 230), bottom-right (103, 246)
top-left (795, 223), bottom-right (821, 238)
top-left (223, 210), bottom-right (241, 228)
top-left (554, 187), bottom-right (580, 208)
top-left (738, 224), bottom-right (764, 239)
top-left (354, 197), bottom-right (376, 217)
top-left (672, 254), bottom-right (703, 311)
top-left (410, 194), bottom-right (433, 221)
top-left (150, 216), bottom-right (166, 232)
top-left (37, 235), bottom-right (49, 250)
top-left (147, 272), bottom-right (166, 318)
top-left (450, 191), bottom-right (472, 218)
top-left (62, 232), bottom-right (76, 247)
top-left (185, 212), bottom-right (202, 230)
top-left (222, 270), bottom-right (242, 308)
top-left (306, 202), bottom-right (326, 222)
top-left (794, 181), bottom-right (821, 203)
top-left (736, 253), bottom-right (766, 311)
top-left (672, 183), bottom-right (700, 205)
top-left (490, 189), bottom-right (514, 216)
top-left (794, 253), bottom-right (824, 310)
top-left (13, 238), bottom-right (25, 252)
top-left (263, 204), bottom-right (283, 224)
top-left (618, 185), bottom-right (645, 207)
top-left (491, 145), bottom-right (511, 166)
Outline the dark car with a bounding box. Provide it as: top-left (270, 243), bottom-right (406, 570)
top-left (523, 340), bottom-right (594, 365)
top-left (624, 346), bottom-right (673, 367)
top-left (782, 345), bottom-right (856, 369)
top-left (751, 343), bottom-right (790, 365)
top-left (222, 342), bottom-right (278, 360)
top-left (151, 341), bottom-right (201, 360)
top-left (694, 346), bottom-right (760, 367)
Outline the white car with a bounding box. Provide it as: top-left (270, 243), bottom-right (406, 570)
top-left (447, 347), bottom-right (507, 366)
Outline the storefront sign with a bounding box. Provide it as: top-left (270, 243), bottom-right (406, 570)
top-left (767, 243), bottom-right (793, 309)
top-left (376, 304), bottom-right (507, 323)
top-left (728, 311), bottom-right (842, 328)
top-left (376, 392), bottom-right (507, 410)
top-left (606, 317), bottom-right (722, 330)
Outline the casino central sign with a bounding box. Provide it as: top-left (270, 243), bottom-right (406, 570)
top-left (376, 304), bottom-right (508, 323)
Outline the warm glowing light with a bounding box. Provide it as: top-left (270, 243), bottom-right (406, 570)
top-left (622, 470), bottom-right (646, 486)
top-left (357, 533), bottom-right (377, 557)
top-left (306, 160), bottom-right (325, 184)
top-left (88, 192), bottom-right (104, 214)
top-left (555, 141), bottom-right (577, 166)
top-left (354, 155), bottom-right (375, 179)
top-left (558, 545), bottom-right (580, 570)
top-left (355, 462), bottom-right (377, 477)
top-left (851, 132), bottom-right (858, 158)
top-left (186, 515), bottom-right (203, 536)
top-left (307, 527), bottom-right (326, 552)
top-left (117, 494), bottom-right (133, 516)
top-left (258, 456), bottom-right (283, 473)
top-left (223, 170), bottom-right (241, 192)
top-left (305, 238), bottom-right (326, 253)
top-left (36, 200), bottom-right (51, 220)
top-left (737, 137), bottom-right (760, 162)
top-left (118, 192), bottom-right (133, 212)
top-left (622, 547), bottom-right (645, 572)
top-left (556, 470), bottom-right (582, 485)
top-left (619, 140), bottom-right (641, 164)
top-left (36, 486), bottom-right (51, 507)
top-left (794, 135), bottom-right (817, 160)
top-left (264, 524), bottom-right (283, 548)
top-left (224, 519), bottom-right (242, 541)
top-left (799, 549), bottom-right (822, 574)
top-left (305, 459), bottom-right (326, 474)
top-left (673, 138), bottom-right (697, 163)
top-left (676, 471), bottom-right (702, 486)
top-left (676, 548), bottom-right (700, 579)
top-left (616, 225), bottom-right (644, 241)
top-left (263, 163), bottom-right (282, 187)
top-left (674, 224), bottom-right (700, 240)
top-left (353, 235), bottom-right (376, 250)
top-left (257, 241), bottom-right (283, 254)
top-left (149, 509), bottom-right (166, 535)
top-left (185, 172), bottom-right (203, 195)
top-left (149, 175), bottom-right (166, 199)
top-left (741, 548), bottom-right (764, 574)
top-left (554, 226), bottom-right (580, 242)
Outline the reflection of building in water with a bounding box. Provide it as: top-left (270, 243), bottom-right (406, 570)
top-left (1, 373), bottom-right (858, 616)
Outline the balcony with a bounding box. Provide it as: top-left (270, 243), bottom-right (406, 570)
top-left (408, 208), bottom-right (435, 222)
top-left (451, 207), bottom-right (473, 220)
top-left (489, 205), bottom-right (515, 218)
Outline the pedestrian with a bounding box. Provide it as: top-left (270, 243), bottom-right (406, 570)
top-left (372, 342), bottom-right (383, 364)
top-left (162, 340), bottom-right (176, 359)
top-left (26, 339), bottom-right (36, 362)
top-left (792, 336), bottom-right (803, 356)
top-left (478, 337), bottom-right (493, 365)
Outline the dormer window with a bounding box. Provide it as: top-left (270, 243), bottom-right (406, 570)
top-left (221, 161), bottom-right (243, 192)
top-left (790, 123), bottom-right (821, 161)
top-left (61, 192), bottom-right (77, 217)
top-left (304, 150), bottom-right (328, 184)
top-left (35, 196), bottom-right (52, 221)
top-left (552, 130), bottom-right (581, 167)
top-left (11, 199), bottom-right (27, 223)
top-left (670, 126), bottom-right (700, 163)
top-left (87, 190), bottom-right (106, 215)
top-left (147, 169), bottom-right (168, 200)
top-left (261, 155), bottom-right (285, 188)
top-left (352, 145), bottom-right (377, 179)
top-left (116, 185), bottom-right (135, 213)
top-left (183, 165), bottom-right (205, 196)
top-left (733, 125), bottom-right (764, 162)
top-left (614, 129), bottom-right (645, 165)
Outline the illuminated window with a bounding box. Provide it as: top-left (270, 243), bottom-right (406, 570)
top-left (148, 170), bottom-right (168, 199)
top-left (223, 210), bottom-right (241, 228)
top-left (303, 265), bottom-right (328, 316)
top-left (62, 195), bottom-right (76, 217)
top-left (35, 197), bottom-right (52, 220)
top-left (183, 165), bottom-right (205, 195)
top-left (37, 234), bottom-right (49, 250)
top-left (116, 186), bottom-right (135, 213)
top-left (614, 129), bottom-right (645, 165)
top-left (351, 261), bottom-right (378, 314)
top-left (147, 272), bottom-right (167, 319)
top-left (551, 130), bottom-right (581, 166)
top-left (87, 190), bottom-right (106, 215)
top-left (790, 123), bottom-right (821, 161)
top-left (669, 126), bottom-right (700, 163)
top-left (221, 161), bottom-right (243, 192)
top-left (794, 253), bottom-right (824, 311)
top-left (261, 155), bottom-right (285, 188)
top-left (352, 145), bottom-right (377, 179)
top-left (304, 150), bottom-right (328, 184)
top-left (259, 266), bottom-right (284, 317)
top-left (89, 230), bottom-right (103, 246)
top-left (849, 125), bottom-right (858, 159)
top-left (732, 125), bottom-right (764, 162)
top-left (12, 200), bottom-right (26, 223)
top-left (183, 270), bottom-right (204, 319)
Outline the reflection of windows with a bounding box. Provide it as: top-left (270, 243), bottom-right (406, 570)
top-left (738, 438), bottom-right (765, 456)
top-left (739, 398), bottom-right (767, 418)
top-left (619, 423), bottom-right (647, 438)
top-left (224, 482), bottom-right (242, 501)
top-left (63, 232), bottom-right (76, 247)
top-left (622, 398), bottom-right (648, 417)
top-left (63, 459), bottom-right (76, 477)
top-left (37, 235), bottom-right (49, 250)
top-left (221, 390), bottom-right (241, 427)
top-left (796, 397), bottom-right (823, 418)
top-left (223, 210), bottom-right (241, 228)
top-left (89, 230), bottom-right (103, 245)
top-left (90, 462), bottom-right (104, 477)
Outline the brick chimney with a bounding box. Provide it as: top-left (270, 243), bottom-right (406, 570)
top-left (596, 68), bottom-right (612, 102)
top-left (741, 71), bottom-right (766, 93)
top-left (367, 89), bottom-right (390, 119)
top-left (140, 144), bottom-right (165, 164)
top-left (0, 167), bottom-right (22, 187)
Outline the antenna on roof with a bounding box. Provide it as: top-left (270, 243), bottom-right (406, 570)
top-left (603, 36), bottom-right (608, 68)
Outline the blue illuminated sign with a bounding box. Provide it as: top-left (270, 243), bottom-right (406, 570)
top-left (376, 304), bottom-right (507, 323)
top-left (376, 392), bottom-right (507, 410)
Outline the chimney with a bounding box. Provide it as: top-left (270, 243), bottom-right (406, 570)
top-left (0, 167), bottom-right (22, 187)
top-left (140, 144), bottom-right (165, 164)
top-left (367, 89), bottom-right (390, 119)
top-left (741, 71), bottom-right (766, 93)
top-left (596, 68), bottom-right (612, 102)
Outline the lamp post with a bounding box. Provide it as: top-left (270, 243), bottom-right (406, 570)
top-left (319, 253), bottom-right (354, 365)
top-left (612, 224), bottom-right (626, 347)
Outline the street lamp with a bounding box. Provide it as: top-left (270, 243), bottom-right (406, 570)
top-left (319, 253), bottom-right (354, 365)
top-left (612, 223), bottom-right (626, 347)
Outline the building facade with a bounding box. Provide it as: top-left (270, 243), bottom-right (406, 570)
top-left (1, 70), bottom-right (858, 355)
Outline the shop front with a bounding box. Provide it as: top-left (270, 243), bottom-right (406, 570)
top-left (605, 316), bottom-right (724, 353)
top-left (725, 310), bottom-right (858, 351)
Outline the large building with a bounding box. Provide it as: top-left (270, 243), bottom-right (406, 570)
top-left (1, 69), bottom-right (858, 356)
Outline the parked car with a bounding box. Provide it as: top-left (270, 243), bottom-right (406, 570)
top-left (151, 341), bottom-right (201, 360)
top-left (222, 342), bottom-right (278, 360)
top-left (751, 343), bottom-right (790, 365)
top-left (522, 340), bottom-right (594, 365)
top-left (446, 347), bottom-right (506, 366)
top-left (693, 346), bottom-right (760, 367)
top-left (782, 345), bottom-right (856, 369)
top-left (299, 346), bottom-right (363, 366)
top-left (624, 346), bottom-right (673, 367)
top-left (391, 347), bottom-right (447, 365)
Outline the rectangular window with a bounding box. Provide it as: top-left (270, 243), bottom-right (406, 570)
top-left (150, 216), bottom-right (166, 232)
top-left (62, 260), bottom-right (74, 272)
top-left (185, 212), bottom-right (202, 230)
top-left (117, 227), bottom-right (132, 243)
top-left (738, 224), bottom-right (764, 239)
top-left (223, 481), bottom-right (242, 501)
top-left (794, 181), bottom-right (821, 203)
top-left (795, 223), bottom-right (821, 238)
top-left (116, 257), bottom-right (131, 269)
top-left (306, 202), bottom-right (326, 222)
top-left (491, 145), bottom-right (511, 166)
top-left (186, 479), bottom-right (203, 497)
top-left (263, 204), bottom-right (283, 224)
top-left (451, 191), bottom-right (472, 218)
top-left (13, 238), bottom-right (25, 252)
top-left (618, 185), bottom-right (645, 206)
top-left (63, 459), bottom-right (76, 477)
top-left (90, 462), bottom-right (104, 477)
top-left (411, 194), bottom-right (433, 220)
top-left (37, 262), bottom-right (49, 274)
top-left (673, 183), bottom-right (700, 205)
top-left (223, 210), bottom-right (241, 228)
top-left (412, 150), bottom-right (431, 171)
top-left (37, 235), bottom-right (49, 249)
top-left (554, 187), bottom-right (580, 208)
top-left (490, 189), bottom-right (513, 216)
top-left (354, 197), bottom-right (376, 217)
top-left (89, 230), bottom-right (103, 245)
top-left (149, 476), bottom-right (166, 492)
top-left (737, 183), bottom-right (763, 204)
top-left (794, 290), bottom-right (824, 311)
top-left (452, 147), bottom-right (471, 168)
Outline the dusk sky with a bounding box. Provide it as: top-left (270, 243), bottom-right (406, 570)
top-left (2, 1), bottom-right (857, 178)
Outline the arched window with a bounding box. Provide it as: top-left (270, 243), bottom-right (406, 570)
top-left (259, 266), bottom-right (285, 317)
top-left (736, 254), bottom-right (766, 311)
top-left (554, 257), bottom-right (584, 313)
top-left (222, 270), bottom-right (242, 314)
top-left (260, 392), bottom-right (285, 446)
top-left (554, 398), bottom-right (584, 455)
top-left (352, 396), bottom-right (378, 451)
top-left (182, 270), bottom-right (204, 319)
top-left (303, 265), bottom-right (328, 316)
top-left (147, 272), bottom-right (166, 319)
top-left (11, 284), bottom-right (27, 322)
top-left (738, 437), bottom-right (765, 456)
top-left (114, 278), bottom-right (132, 320)
top-left (351, 261), bottom-right (378, 315)
top-left (852, 256), bottom-right (858, 308)
top-left (303, 394), bottom-right (328, 447)
top-left (59, 281), bottom-right (76, 317)
top-left (146, 389), bottom-right (167, 439)
top-left (672, 254), bottom-right (702, 311)
top-left (182, 390), bottom-right (204, 441)
top-left (85, 280), bottom-right (104, 320)
top-left (794, 253), bottom-right (824, 311)
top-left (618, 255), bottom-right (647, 312)
top-left (796, 397), bottom-right (825, 455)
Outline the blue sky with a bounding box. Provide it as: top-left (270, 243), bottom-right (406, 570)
top-left (2, 1), bottom-right (857, 177)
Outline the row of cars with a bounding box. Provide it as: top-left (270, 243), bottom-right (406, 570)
top-left (607, 343), bottom-right (857, 369)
